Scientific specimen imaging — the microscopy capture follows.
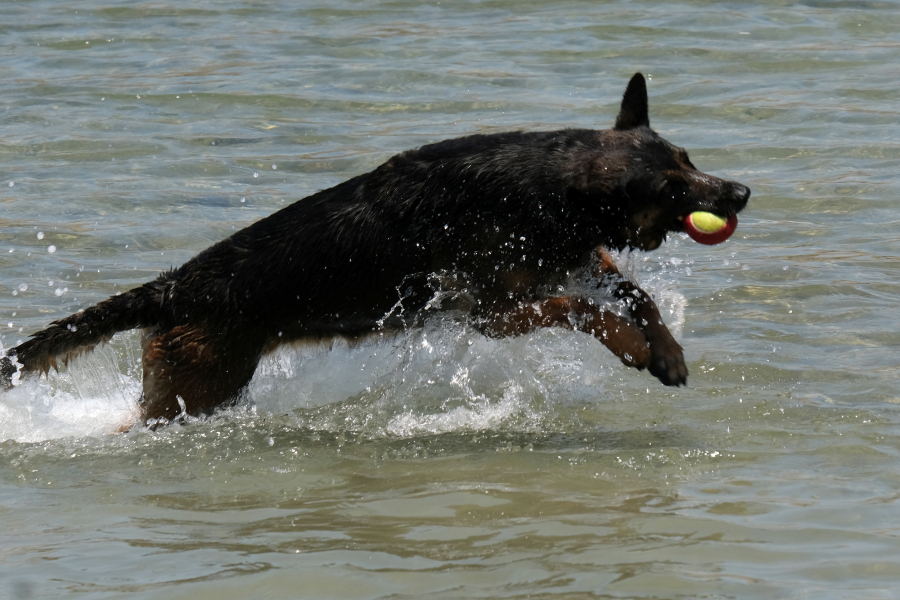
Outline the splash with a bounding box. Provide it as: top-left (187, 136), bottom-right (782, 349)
top-left (0, 256), bottom-right (686, 443)
top-left (0, 335), bottom-right (141, 443)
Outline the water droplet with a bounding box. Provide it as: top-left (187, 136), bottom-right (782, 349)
top-left (240, 197), bottom-right (246, 203)
top-left (48, 245), bottom-right (56, 253)
top-left (36, 232), bottom-right (44, 240)
top-left (18, 283), bottom-right (27, 292)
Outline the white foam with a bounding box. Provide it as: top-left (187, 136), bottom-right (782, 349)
top-left (0, 259), bottom-right (686, 443)
top-left (385, 381), bottom-right (531, 437)
top-left (0, 336), bottom-right (141, 443)
top-left (246, 317), bottom-right (622, 438)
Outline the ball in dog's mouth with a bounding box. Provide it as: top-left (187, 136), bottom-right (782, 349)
top-left (682, 211), bottom-right (737, 245)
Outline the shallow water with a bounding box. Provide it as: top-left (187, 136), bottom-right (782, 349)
top-left (3, 0), bottom-right (900, 598)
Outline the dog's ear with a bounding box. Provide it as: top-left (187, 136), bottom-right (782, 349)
top-left (614, 73), bottom-right (650, 130)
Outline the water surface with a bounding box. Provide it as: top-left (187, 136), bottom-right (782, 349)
top-left (2, 1), bottom-right (900, 598)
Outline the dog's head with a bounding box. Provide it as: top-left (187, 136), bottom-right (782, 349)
top-left (570, 73), bottom-right (750, 251)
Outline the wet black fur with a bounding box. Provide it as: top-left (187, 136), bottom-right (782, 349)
top-left (1, 73), bottom-right (750, 423)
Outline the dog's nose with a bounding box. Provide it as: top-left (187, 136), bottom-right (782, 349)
top-left (730, 182), bottom-right (750, 211)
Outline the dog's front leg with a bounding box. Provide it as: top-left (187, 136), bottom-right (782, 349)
top-left (594, 247), bottom-right (688, 386)
top-left (480, 297), bottom-right (652, 370)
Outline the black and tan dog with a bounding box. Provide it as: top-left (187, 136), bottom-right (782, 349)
top-left (1, 73), bottom-right (749, 425)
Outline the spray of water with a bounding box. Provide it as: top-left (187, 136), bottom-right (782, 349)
top-left (0, 251), bottom-right (687, 443)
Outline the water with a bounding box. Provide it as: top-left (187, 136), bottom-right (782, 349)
top-left (2, 0), bottom-right (900, 597)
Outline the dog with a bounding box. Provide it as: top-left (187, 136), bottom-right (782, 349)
top-left (0, 73), bottom-right (749, 426)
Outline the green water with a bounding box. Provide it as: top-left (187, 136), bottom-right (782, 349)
top-left (2, 1), bottom-right (900, 598)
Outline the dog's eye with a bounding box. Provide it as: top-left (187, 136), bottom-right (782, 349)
top-left (662, 179), bottom-right (689, 198)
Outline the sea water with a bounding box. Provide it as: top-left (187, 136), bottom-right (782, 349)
top-left (2, 1), bottom-right (900, 598)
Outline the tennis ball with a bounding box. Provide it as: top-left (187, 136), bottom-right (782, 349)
top-left (684, 211), bottom-right (738, 245)
top-left (689, 211), bottom-right (727, 233)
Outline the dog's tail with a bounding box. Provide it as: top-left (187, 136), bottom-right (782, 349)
top-left (0, 278), bottom-right (167, 387)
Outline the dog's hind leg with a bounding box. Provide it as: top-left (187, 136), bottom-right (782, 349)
top-left (594, 247), bottom-right (687, 386)
top-left (481, 296), bottom-right (653, 370)
top-left (139, 325), bottom-right (264, 424)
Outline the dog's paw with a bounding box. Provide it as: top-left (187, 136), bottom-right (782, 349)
top-left (647, 337), bottom-right (687, 387)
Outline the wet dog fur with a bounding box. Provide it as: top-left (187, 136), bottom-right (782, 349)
top-left (0, 73), bottom-right (750, 426)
